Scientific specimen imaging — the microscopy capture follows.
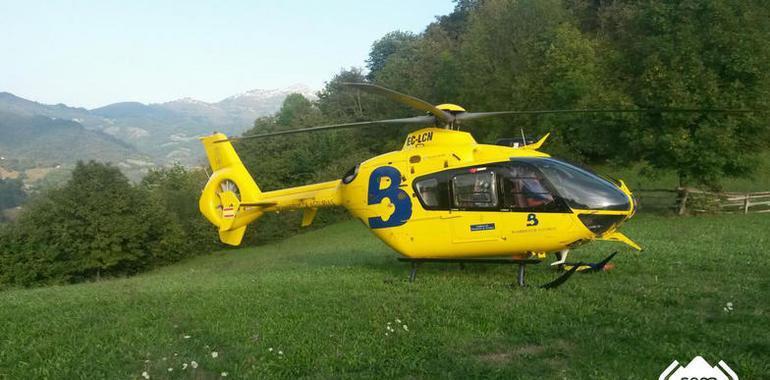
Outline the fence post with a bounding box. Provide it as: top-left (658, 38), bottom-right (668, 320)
top-left (744, 193), bottom-right (750, 214)
top-left (678, 188), bottom-right (689, 215)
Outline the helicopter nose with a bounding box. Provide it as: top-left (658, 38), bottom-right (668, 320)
top-left (577, 214), bottom-right (628, 235)
top-left (577, 186), bottom-right (636, 236)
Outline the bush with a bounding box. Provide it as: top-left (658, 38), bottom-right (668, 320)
top-left (0, 161), bottom-right (188, 287)
top-left (141, 164), bottom-right (221, 252)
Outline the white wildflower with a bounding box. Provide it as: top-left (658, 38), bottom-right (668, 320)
top-left (182, 363), bottom-right (188, 370)
top-left (395, 318), bottom-right (401, 323)
top-left (221, 372), bottom-right (228, 377)
top-left (184, 335), bottom-right (191, 339)
top-left (385, 332), bottom-right (389, 336)
top-left (141, 371), bottom-right (150, 379)
top-left (167, 367), bottom-right (173, 372)
top-left (191, 361), bottom-right (198, 369)
top-left (268, 347), bottom-right (273, 352)
top-left (211, 351), bottom-right (219, 358)
top-left (402, 325), bottom-right (409, 331)
top-left (278, 350), bottom-right (283, 355)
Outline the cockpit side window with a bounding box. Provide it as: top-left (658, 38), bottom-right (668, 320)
top-left (452, 170), bottom-right (498, 209)
top-left (525, 158), bottom-right (630, 211)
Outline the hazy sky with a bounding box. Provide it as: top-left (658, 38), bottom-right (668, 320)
top-left (0, 0), bottom-right (454, 108)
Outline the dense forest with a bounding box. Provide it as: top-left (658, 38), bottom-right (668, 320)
top-left (241, 0), bottom-right (769, 189)
top-left (0, 178), bottom-right (25, 214)
top-left (1, 0), bottom-right (768, 287)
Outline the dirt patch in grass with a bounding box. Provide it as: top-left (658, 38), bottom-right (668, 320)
top-left (477, 339), bottom-right (576, 366)
top-left (24, 167), bottom-right (55, 182)
top-left (545, 357), bottom-right (568, 371)
top-left (477, 344), bottom-right (546, 364)
top-left (0, 165), bottom-right (19, 179)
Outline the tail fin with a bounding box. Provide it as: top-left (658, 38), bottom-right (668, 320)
top-left (524, 133), bottom-right (550, 150)
top-left (199, 133), bottom-right (264, 246)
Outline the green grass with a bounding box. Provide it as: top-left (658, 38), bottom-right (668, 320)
top-left (1, 215), bottom-right (769, 379)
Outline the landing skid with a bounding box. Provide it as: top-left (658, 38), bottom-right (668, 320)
top-left (559, 252), bottom-right (618, 273)
top-left (396, 257), bottom-right (578, 289)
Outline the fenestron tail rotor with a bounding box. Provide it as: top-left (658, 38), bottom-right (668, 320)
top-left (215, 82), bottom-right (764, 142)
top-left (219, 180), bottom-right (240, 201)
top-left (215, 179), bottom-right (241, 219)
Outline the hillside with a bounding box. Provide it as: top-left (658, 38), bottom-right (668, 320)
top-left (0, 85), bottom-right (315, 166)
top-left (0, 111), bottom-right (137, 165)
top-left (0, 215), bottom-right (767, 378)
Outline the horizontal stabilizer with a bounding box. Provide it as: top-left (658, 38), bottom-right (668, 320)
top-left (240, 201), bottom-right (279, 208)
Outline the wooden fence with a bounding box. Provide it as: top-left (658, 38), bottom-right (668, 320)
top-left (634, 188), bottom-right (770, 215)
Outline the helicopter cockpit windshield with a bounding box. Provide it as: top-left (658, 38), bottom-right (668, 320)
top-left (521, 158), bottom-right (631, 211)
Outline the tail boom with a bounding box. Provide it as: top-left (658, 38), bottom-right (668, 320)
top-left (199, 133), bottom-right (342, 246)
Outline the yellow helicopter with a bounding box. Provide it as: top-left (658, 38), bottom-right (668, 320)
top-left (198, 83), bottom-right (643, 288)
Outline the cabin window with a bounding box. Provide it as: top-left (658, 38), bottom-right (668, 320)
top-left (414, 177), bottom-right (450, 209)
top-left (415, 178), bottom-right (439, 207)
top-left (452, 170), bottom-right (498, 209)
top-left (500, 163), bottom-right (561, 212)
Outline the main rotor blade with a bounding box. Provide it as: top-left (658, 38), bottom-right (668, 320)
top-left (217, 115), bottom-right (436, 142)
top-left (341, 82), bottom-right (455, 124)
top-left (455, 108), bottom-right (762, 122)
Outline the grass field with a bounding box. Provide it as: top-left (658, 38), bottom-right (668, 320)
top-left (1, 214), bottom-right (769, 379)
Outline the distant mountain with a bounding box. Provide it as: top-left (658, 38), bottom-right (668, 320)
top-left (0, 92), bottom-right (88, 117)
top-left (0, 111), bottom-right (136, 165)
top-left (0, 85), bottom-right (316, 166)
top-left (0, 92), bottom-right (104, 126)
top-left (217, 83), bottom-right (316, 124)
top-left (90, 101), bottom-right (177, 119)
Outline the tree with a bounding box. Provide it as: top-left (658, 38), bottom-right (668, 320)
top-left (276, 93), bottom-right (321, 127)
top-left (366, 31), bottom-right (419, 80)
top-left (598, 1), bottom-right (770, 188)
top-left (142, 164), bottom-right (219, 252)
top-left (317, 68), bottom-right (415, 153)
top-left (0, 161), bottom-right (187, 286)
